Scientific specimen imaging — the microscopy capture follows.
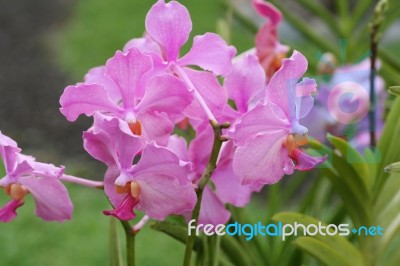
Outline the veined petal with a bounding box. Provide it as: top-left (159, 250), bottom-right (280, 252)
top-left (213, 158), bottom-right (255, 207)
top-left (0, 131), bottom-right (17, 148)
top-left (233, 102), bottom-right (289, 146)
top-left (103, 194), bottom-right (138, 221)
top-left (0, 199), bottom-right (24, 222)
top-left (84, 66), bottom-right (121, 102)
top-left (59, 83), bottom-right (122, 122)
top-left (19, 176), bottom-right (73, 222)
top-left (85, 114), bottom-right (143, 169)
top-left (137, 111), bottom-right (174, 146)
top-left (123, 35), bottom-right (161, 55)
top-left (182, 68), bottom-right (228, 120)
top-left (2, 145), bottom-right (20, 175)
top-left (166, 135), bottom-right (190, 162)
top-left (105, 49), bottom-right (152, 109)
top-left (267, 51), bottom-right (308, 123)
top-left (179, 33), bottom-right (236, 76)
top-left (290, 149), bottom-right (327, 171)
top-left (197, 187), bottom-right (230, 226)
top-left (136, 74), bottom-right (192, 115)
top-left (233, 133), bottom-right (288, 185)
top-left (131, 143), bottom-right (190, 185)
top-left (135, 173), bottom-right (196, 220)
top-left (83, 131), bottom-right (115, 166)
top-left (295, 78), bottom-right (317, 119)
top-left (253, 0), bottom-right (282, 26)
top-left (145, 0), bottom-right (192, 61)
top-left (225, 54), bottom-right (266, 113)
top-left (103, 166), bottom-right (125, 209)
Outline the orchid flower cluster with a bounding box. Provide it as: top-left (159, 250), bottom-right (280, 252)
top-left (1, 0), bottom-right (326, 226)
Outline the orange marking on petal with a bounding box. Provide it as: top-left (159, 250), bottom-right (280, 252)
top-left (128, 121), bottom-right (142, 136)
top-left (10, 184), bottom-right (28, 200)
top-left (294, 134), bottom-right (308, 147)
top-left (130, 181), bottom-right (141, 200)
top-left (4, 184), bottom-right (12, 196)
top-left (284, 135), bottom-right (296, 154)
top-left (115, 183), bottom-right (131, 194)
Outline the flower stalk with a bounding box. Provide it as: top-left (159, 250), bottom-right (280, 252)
top-left (369, 0), bottom-right (388, 149)
top-left (183, 120), bottom-right (230, 266)
top-left (121, 220), bottom-right (136, 266)
top-left (61, 174), bottom-right (104, 189)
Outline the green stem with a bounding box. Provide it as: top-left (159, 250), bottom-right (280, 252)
top-left (369, 0), bottom-right (388, 149)
top-left (121, 220), bottom-right (136, 266)
top-left (182, 121), bottom-right (230, 266)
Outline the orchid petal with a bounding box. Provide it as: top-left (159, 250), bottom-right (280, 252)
top-left (59, 83), bottom-right (122, 122)
top-left (233, 103), bottom-right (289, 146)
top-left (103, 194), bottom-right (138, 221)
top-left (166, 135), bottom-right (190, 162)
top-left (290, 149), bottom-right (327, 171)
top-left (225, 54), bottom-right (266, 113)
top-left (136, 74), bottom-right (192, 116)
top-left (105, 49), bottom-right (152, 109)
top-left (253, 0), bottom-right (282, 26)
top-left (103, 166), bottom-right (125, 209)
top-left (179, 33), bottom-right (236, 76)
top-left (137, 111), bottom-right (174, 146)
top-left (145, 0), bottom-right (192, 61)
top-left (183, 68), bottom-right (228, 120)
top-left (84, 66), bottom-right (121, 102)
top-left (295, 78), bottom-right (317, 119)
top-left (123, 36), bottom-right (161, 55)
top-left (197, 187), bottom-right (230, 226)
top-left (0, 131), bottom-right (17, 148)
top-left (0, 199), bottom-right (24, 222)
top-left (135, 174), bottom-right (196, 220)
top-left (233, 133), bottom-right (288, 185)
top-left (85, 114), bottom-right (142, 169)
top-left (131, 143), bottom-right (190, 185)
top-left (19, 176), bottom-right (73, 222)
top-left (267, 50), bottom-right (308, 121)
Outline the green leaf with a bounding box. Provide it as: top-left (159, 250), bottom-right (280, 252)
top-left (272, 212), bottom-right (364, 266)
top-left (374, 173), bottom-right (400, 255)
top-left (109, 217), bottom-right (123, 266)
top-left (309, 138), bottom-right (371, 226)
top-left (327, 134), bottom-right (372, 190)
top-left (374, 97), bottom-right (400, 201)
top-left (220, 235), bottom-right (254, 266)
top-left (293, 237), bottom-right (350, 266)
top-left (151, 220), bottom-right (201, 251)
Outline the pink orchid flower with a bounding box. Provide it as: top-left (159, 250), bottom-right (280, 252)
top-left (253, 0), bottom-right (289, 80)
top-left (232, 51), bottom-right (327, 186)
top-left (225, 54), bottom-right (266, 115)
top-left (83, 113), bottom-right (196, 221)
top-left (60, 48), bottom-right (191, 145)
top-left (0, 131), bottom-right (73, 222)
top-left (125, 0), bottom-right (236, 121)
